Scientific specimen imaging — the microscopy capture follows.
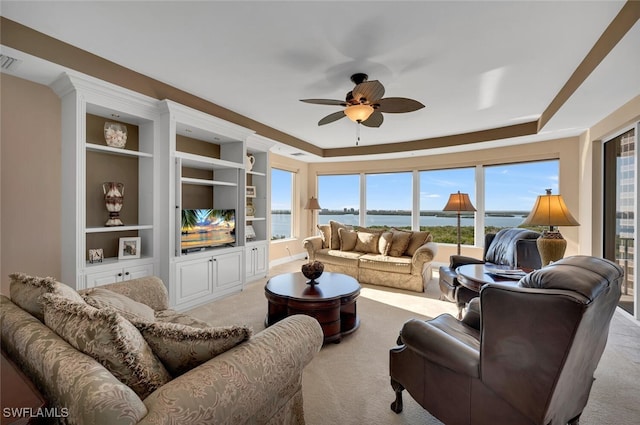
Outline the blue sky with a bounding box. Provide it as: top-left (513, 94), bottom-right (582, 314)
top-left (272, 160), bottom-right (558, 212)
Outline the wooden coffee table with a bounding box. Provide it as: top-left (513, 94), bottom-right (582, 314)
top-left (265, 272), bottom-right (361, 344)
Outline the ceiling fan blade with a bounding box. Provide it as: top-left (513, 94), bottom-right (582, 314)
top-left (300, 99), bottom-right (347, 106)
top-left (318, 111), bottom-right (346, 126)
top-left (376, 97), bottom-right (426, 113)
top-left (361, 110), bottom-right (383, 128)
top-left (352, 80), bottom-right (385, 104)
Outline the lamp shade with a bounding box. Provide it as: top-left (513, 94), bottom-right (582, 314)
top-left (305, 196), bottom-right (321, 210)
top-left (344, 104), bottom-right (374, 123)
top-left (442, 191), bottom-right (476, 212)
top-left (521, 190), bottom-right (579, 229)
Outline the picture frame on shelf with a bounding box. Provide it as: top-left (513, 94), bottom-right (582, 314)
top-left (246, 185), bottom-right (256, 198)
top-left (118, 237), bottom-right (141, 259)
top-left (88, 248), bottom-right (104, 264)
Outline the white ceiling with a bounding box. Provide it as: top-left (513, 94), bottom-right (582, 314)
top-left (2, 1), bottom-right (639, 162)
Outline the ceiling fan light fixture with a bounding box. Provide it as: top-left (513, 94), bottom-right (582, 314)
top-left (344, 104), bottom-right (374, 123)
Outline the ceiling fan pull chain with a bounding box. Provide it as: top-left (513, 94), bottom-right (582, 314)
top-left (356, 123), bottom-right (361, 146)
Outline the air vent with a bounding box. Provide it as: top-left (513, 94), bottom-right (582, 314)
top-left (0, 54), bottom-right (22, 71)
top-left (291, 152), bottom-right (306, 156)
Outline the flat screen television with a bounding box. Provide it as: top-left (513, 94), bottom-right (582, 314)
top-left (181, 209), bottom-right (236, 252)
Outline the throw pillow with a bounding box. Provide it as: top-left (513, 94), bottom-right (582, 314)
top-left (329, 221), bottom-right (350, 250)
top-left (9, 272), bottom-right (85, 321)
top-left (339, 228), bottom-right (358, 251)
top-left (388, 231), bottom-right (412, 257)
top-left (393, 229), bottom-right (431, 256)
top-left (355, 231), bottom-right (381, 254)
top-left (131, 320), bottom-right (252, 377)
top-left (41, 294), bottom-right (171, 399)
top-left (317, 224), bottom-right (331, 248)
top-left (82, 288), bottom-right (156, 322)
top-left (378, 231), bottom-right (393, 255)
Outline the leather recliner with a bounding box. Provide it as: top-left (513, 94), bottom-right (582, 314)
top-left (439, 227), bottom-right (542, 317)
top-left (390, 255), bottom-right (623, 425)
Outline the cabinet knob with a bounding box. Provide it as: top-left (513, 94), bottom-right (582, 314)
top-left (118, 273), bottom-right (123, 277)
top-left (125, 272), bottom-right (130, 276)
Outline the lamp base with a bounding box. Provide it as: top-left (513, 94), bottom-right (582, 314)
top-left (537, 232), bottom-right (567, 266)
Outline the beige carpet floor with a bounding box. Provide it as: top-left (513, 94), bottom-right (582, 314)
top-left (188, 260), bottom-right (640, 425)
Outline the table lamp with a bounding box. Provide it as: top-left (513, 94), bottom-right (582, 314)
top-left (443, 191), bottom-right (476, 255)
top-left (521, 189), bottom-right (579, 266)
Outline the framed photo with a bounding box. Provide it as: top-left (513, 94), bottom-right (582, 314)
top-left (88, 248), bottom-right (103, 264)
top-left (246, 185), bottom-right (256, 198)
top-left (118, 237), bottom-right (141, 259)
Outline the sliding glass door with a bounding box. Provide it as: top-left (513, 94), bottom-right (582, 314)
top-left (603, 127), bottom-right (636, 316)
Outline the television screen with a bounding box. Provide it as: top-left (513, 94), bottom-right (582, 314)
top-left (181, 209), bottom-right (236, 252)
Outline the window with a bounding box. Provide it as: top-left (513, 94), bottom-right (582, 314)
top-left (365, 172), bottom-right (412, 228)
top-left (271, 168), bottom-right (294, 240)
top-left (317, 174), bottom-right (360, 226)
top-left (484, 160), bottom-right (559, 234)
top-left (419, 168), bottom-right (475, 245)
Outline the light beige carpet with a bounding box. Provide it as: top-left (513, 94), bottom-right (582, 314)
top-left (188, 260), bottom-right (640, 425)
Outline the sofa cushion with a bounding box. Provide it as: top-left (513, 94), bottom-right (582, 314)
top-left (131, 320), bottom-right (252, 377)
top-left (317, 224), bottom-right (331, 248)
top-left (388, 230), bottom-right (412, 257)
top-left (313, 249), bottom-right (363, 267)
top-left (41, 294), bottom-right (171, 399)
top-left (339, 228), bottom-right (358, 251)
top-left (82, 287), bottom-right (156, 322)
top-left (359, 254), bottom-right (412, 274)
top-left (9, 272), bottom-right (84, 322)
top-left (355, 231), bottom-right (381, 254)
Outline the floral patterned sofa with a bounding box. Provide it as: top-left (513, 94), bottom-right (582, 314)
top-left (0, 274), bottom-right (323, 425)
top-left (303, 221), bottom-right (438, 292)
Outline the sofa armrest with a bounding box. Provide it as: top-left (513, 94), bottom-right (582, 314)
top-left (88, 276), bottom-right (170, 311)
top-left (302, 236), bottom-right (324, 260)
top-left (412, 241), bottom-right (438, 270)
top-left (138, 315), bottom-right (323, 425)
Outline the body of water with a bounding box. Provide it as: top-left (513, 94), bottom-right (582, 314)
top-left (271, 213), bottom-right (529, 238)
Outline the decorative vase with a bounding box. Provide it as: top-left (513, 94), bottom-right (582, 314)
top-left (301, 261), bottom-right (324, 284)
top-left (103, 182), bottom-right (124, 226)
top-left (246, 154), bottom-right (255, 171)
top-left (104, 122), bottom-right (127, 148)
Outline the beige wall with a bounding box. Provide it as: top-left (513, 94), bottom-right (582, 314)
top-left (1, 74), bottom-right (61, 294)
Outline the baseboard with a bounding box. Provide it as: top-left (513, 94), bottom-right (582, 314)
top-left (270, 252), bottom-right (306, 268)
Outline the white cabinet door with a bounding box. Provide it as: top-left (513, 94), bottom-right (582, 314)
top-left (175, 257), bottom-right (214, 305)
top-left (214, 251), bottom-right (243, 290)
top-left (254, 243), bottom-right (268, 276)
top-left (85, 263), bottom-right (154, 288)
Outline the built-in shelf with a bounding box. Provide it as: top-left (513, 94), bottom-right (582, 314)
top-left (85, 255), bottom-right (154, 268)
top-left (86, 224), bottom-right (154, 233)
top-left (247, 170), bottom-right (266, 177)
top-left (86, 142), bottom-right (153, 158)
top-left (181, 177), bottom-right (238, 187)
top-left (176, 151), bottom-right (242, 170)
top-left (246, 217), bottom-right (266, 221)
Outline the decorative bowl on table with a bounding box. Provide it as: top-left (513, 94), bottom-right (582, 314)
top-left (301, 261), bottom-right (324, 284)
top-left (104, 122), bottom-right (127, 148)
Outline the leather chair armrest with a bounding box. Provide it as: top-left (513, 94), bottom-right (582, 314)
top-left (515, 239), bottom-right (542, 270)
top-left (400, 317), bottom-right (480, 377)
top-left (461, 297), bottom-right (481, 330)
top-left (450, 255), bottom-right (484, 268)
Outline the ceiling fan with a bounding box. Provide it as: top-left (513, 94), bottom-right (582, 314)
top-left (300, 73), bottom-right (425, 128)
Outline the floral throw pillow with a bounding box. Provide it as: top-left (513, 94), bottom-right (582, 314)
top-left (9, 272), bottom-right (84, 321)
top-left (131, 320), bottom-right (253, 377)
top-left (82, 287), bottom-right (156, 322)
top-left (42, 294), bottom-right (171, 399)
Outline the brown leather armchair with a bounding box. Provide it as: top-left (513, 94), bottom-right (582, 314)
top-left (439, 228), bottom-right (542, 317)
top-left (391, 255), bottom-right (623, 425)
